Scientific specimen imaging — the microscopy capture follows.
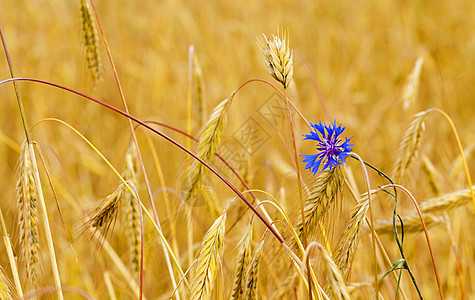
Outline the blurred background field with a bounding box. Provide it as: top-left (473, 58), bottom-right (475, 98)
top-left (0, 0), bottom-right (474, 299)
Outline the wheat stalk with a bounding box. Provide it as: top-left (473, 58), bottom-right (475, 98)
top-left (294, 166), bottom-right (344, 243)
top-left (393, 110), bottom-right (430, 180)
top-left (231, 224), bottom-right (252, 300)
top-left (375, 214), bottom-right (444, 235)
top-left (260, 29), bottom-right (293, 89)
top-left (243, 233), bottom-right (266, 300)
top-left (190, 213), bottom-right (226, 300)
top-left (16, 142), bottom-right (40, 287)
top-left (80, 0), bottom-right (101, 81)
top-left (334, 192), bottom-right (371, 278)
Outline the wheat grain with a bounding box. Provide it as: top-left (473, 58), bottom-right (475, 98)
top-left (16, 142), bottom-right (40, 287)
top-left (393, 110), bottom-right (429, 180)
top-left (191, 213), bottom-right (226, 300)
top-left (260, 29), bottom-right (293, 89)
top-left (80, 0), bottom-right (101, 81)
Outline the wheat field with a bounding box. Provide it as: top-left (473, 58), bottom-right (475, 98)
top-left (0, 0), bottom-right (474, 299)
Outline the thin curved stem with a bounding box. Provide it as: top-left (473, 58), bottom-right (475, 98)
top-left (378, 184), bottom-right (444, 300)
top-left (0, 77), bottom-right (284, 244)
top-left (430, 108), bottom-right (475, 214)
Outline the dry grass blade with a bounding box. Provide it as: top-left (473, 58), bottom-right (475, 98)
top-left (375, 214), bottom-right (445, 235)
top-left (334, 192), bottom-right (371, 278)
top-left (393, 110), bottom-right (430, 180)
top-left (191, 213), bottom-right (226, 300)
top-left (80, 0), bottom-right (101, 81)
top-left (85, 184), bottom-right (125, 240)
top-left (183, 93), bottom-right (235, 205)
top-left (260, 29), bottom-right (293, 89)
top-left (16, 142), bottom-right (40, 287)
top-left (243, 233), bottom-right (266, 300)
top-left (402, 55), bottom-right (424, 110)
top-left (294, 166), bottom-right (344, 243)
top-left (231, 224), bottom-right (252, 300)
top-left (315, 243), bottom-right (351, 300)
top-left (122, 144), bottom-right (142, 273)
top-left (420, 186), bottom-right (475, 214)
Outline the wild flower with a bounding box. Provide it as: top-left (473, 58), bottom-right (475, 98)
top-left (301, 120), bottom-right (353, 175)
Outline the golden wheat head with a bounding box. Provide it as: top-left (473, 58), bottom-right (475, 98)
top-left (122, 145), bottom-right (142, 273)
top-left (393, 110), bottom-right (429, 180)
top-left (80, 0), bottom-right (101, 81)
top-left (334, 193), bottom-right (371, 278)
top-left (294, 166), bottom-right (344, 243)
top-left (231, 224), bottom-right (252, 300)
top-left (85, 184), bottom-right (125, 240)
top-left (16, 142), bottom-right (40, 287)
top-left (191, 213), bottom-right (226, 300)
top-left (183, 93), bottom-right (235, 205)
top-left (260, 29), bottom-right (293, 89)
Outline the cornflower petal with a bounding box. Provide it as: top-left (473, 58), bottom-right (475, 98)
top-left (300, 120), bottom-right (353, 175)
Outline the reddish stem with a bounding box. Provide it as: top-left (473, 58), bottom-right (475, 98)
top-left (0, 77), bottom-right (285, 244)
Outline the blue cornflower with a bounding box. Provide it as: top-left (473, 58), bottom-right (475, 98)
top-left (301, 120), bottom-right (353, 175)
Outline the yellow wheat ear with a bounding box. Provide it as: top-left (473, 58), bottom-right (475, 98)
top-left (260, 29), bottom-right (294, 89)
top-left (80, 0), bottom-right (101, 82)
top-left (16, 142), bottom-right (40, 287)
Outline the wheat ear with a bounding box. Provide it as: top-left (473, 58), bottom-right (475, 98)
top-left (243, 232), bottom-right (266, 300)
top-left (313, 243), bottom-right (350, 300)
top-left (393, 110), bottom-right (430, 180)
top-left (420, 187), bottom-right (475, 214)
top-left (402, 54), bottom-right (424, 110)
top-left (334, 192), bottom-right (372, 278)
top-left (231, 224), bottom-right (252, 300)
top-left (80, 0), bottom-right (101, 81)
top-left (183, 93), bottom-right (235, 205)
top-left (192, 53), bottom-right (207, 130)
top-left (294, 166), bottom-right (344, 243)
top-left (86, 184), bottom-right (125, 240)
top-left (122, 144), bottom-right (142, 274)
top-left (375, 214), bottom-right (444, 235)
top-left (191, 213), bottom-right (226, 300)
top-left (16, 142), bottom-right (40, 287)
top-left (260, 29), bottom-right (293, 89)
